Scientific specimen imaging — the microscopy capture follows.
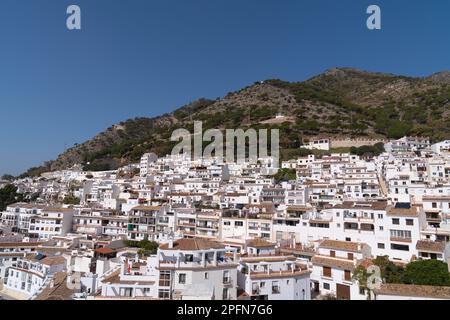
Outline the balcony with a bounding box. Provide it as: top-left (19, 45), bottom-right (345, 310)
top-left (390, 237), bottom-right (412, 243)
top-left (178, 223), bottom-right (196, 228)
top-left (360, 224), bottom-right (375, 233)
top-left (426, 214), bottom-right (441, 223)
top-left (249, 265), bottom-right (308, 279)
top-left (344, 214), bottom-right (374, 222)
top-left (196, 224), bottom-right (218, 231)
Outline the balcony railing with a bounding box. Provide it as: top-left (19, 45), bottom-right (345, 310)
top-left (390, 237), bottom-right (412, 243)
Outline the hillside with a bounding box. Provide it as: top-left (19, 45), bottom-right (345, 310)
top-left (21, 68), bottom-right (450, 176)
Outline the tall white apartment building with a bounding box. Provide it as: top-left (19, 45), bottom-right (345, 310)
top-left (139, 153), bottom-right (158, 177)
top-left (4, 253), bottom-right (66, 299)
top-left (99, 239), bottom-right (239, 300)
top-left (237, 240), bottom-right (311, 300)
top-left (28, 208), bottom-right (76, 240)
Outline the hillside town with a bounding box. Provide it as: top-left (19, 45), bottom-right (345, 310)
top-left (1, 136), bottom-right (450, 300)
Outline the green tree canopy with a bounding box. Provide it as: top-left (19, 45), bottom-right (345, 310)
top-left (1, 174), bottom-right (15, 181)
top-left (402, 260), bottom-right (450, 286)
top-left (372, 255), bottom-right (405, 284)
top-left (124, 239), bottom-right (159, 256)
top-left (63, 195), bottom-right (81, 205)
top-left (274, 168), bottom-right (297, 183)
top-left (0, 184), bottom-right (23, 211)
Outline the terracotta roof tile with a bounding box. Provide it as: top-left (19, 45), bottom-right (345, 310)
top-left (319, 240), bottom-right (364, 252)
top-left (416, 240), bottom-right (446, 253)
top-left (312, 255), bottom-right (356, 270)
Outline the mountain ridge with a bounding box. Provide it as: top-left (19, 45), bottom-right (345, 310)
top-left (20, 67), bottom-right (450, 177)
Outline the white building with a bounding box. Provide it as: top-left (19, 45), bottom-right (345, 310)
top-left (99, 239), bottom-right (239, 300)
top-left (311, 240), bottom-right (371, 300)
top-left (238, 239), bottom-right (311, 300)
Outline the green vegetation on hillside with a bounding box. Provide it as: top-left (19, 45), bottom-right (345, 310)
top-left (350, 143), bottom-right (385, 157)
top-left (274, 168), bottom-right (297, 183)
top-left (0, 184), bottom-right (23, 211)
top-left (19, 68), bottom-right (450, 176)
top-left (63, 195), bottom-right (81, 205)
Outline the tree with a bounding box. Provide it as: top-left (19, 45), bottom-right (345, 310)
top-left (350, 143), bottom-right (385, 158)
top-left (402, 260), bottom-right (450, 286)
top-left (124, 239), bottom-right (159, 256)
top-left (387, 120), bottom-right (412, 139)
top-left (1, 174), bottom-right (15, 181)
top-left (352, 265), bottom-right (371, 299)
top-left (274, 168), bottom-right (297, 183)
top-left (372, 255), bottom-right (404, 283)
top-left (0, 184), bottom-right (23, 211)
top-left (63, 195), bottom-right (81, 205)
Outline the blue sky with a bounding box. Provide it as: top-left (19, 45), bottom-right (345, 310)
top-left (0, 0), bottom-right (449, 176)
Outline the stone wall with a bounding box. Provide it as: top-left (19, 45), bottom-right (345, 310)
top-left (330, 138), bottom-right (387, 149)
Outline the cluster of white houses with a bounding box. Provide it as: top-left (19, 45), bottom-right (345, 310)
top-left (1, 137), bottom-right (450, 300)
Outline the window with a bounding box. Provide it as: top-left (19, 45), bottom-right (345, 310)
top-left (179, 273), bottom-right (186, 284)
top-left (345, 237), bottom-right (351, 242)
top-left (204, 272), bottom-right (209, 280)
top-left (379, 226), bottom-right (384, 231)
top-left (323, 283), bottom-right (330, 290)
top-left (123, 288), bottom-right (133, 297)
top-left (378, 214), bottom-right (383, 219)
top-left (344, 270), bottom-right (351, 281)
top-left (347, 253), bottom-right (354, 260)
top-left (158, 289), bottom-right (170, 299)
top-left (272, 281), bottom-right (280, 294)
top-left (252, 282), bottom-right (259, 295)
top-left (224, 221), bottom-right (231, 226)
top-left (391, 243), bottom-right (409, 251)
top-left (323, 266), bottom-right (332, 277)
top-left (432, 202), bottom-right (437, 208)
top-left (223, 270), bottom-right (231, 284)
top-left (234, 221), bottom-right (243, 227)
top-left (222, 288), bottom-right (229, 300)
top-left (330, 250), bottom-right (336, 257)
top-left (392, 218), bottom-right (400, 225)
top-left (406, 219), bottom-right (414, 226)
top-left (378, 243), bottom-right (385, 249)
top-left (390, 230), bottom-right (412, 239)
top-left (159, 271), bottom-right (171, 287)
